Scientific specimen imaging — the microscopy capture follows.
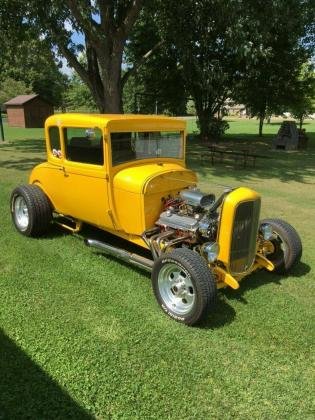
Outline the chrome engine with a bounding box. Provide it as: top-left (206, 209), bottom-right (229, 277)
top-left (157, 211), bottom-right (199, 232)
top-left (156, 188), bottom-right (217, 237)
top-left (143, 188), bottom-right (224, 260)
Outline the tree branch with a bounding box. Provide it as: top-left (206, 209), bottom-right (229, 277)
top-left (58, 43), bottom-right (91, 88)
top-left (99, 0), bottom-right (113, 33)
top-left (65, 0), bottom-right (101, 48)
top-left (86, 39), bottom-right (105, 109)
top-left (122, 39), bottom-right (164, 86)
top-left (121, 0), bottom-right (143, 37)
top-left (59, 42), bottom-right (105, 111)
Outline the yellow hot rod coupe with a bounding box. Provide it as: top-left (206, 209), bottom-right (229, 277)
top-left (10, 114), bottom-right (302, 325)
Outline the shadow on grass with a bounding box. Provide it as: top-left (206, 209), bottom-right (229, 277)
top-left (46, 224), bottom-right (236, 329)
top-left (42, 222), bottom-right (315, 329)
top-left (201, 260), bottom-right (310, 329)
top-left (267, 121), bottom-right (312, 126)
top-left (0, 329), bottom-right (92, 419)
top-left (0, 138), bottom-right (45, 153)
top-left (0, 157), bottom-right (45, 171)
top-left (45, 223), bottom-right (311, 330)
top-left (79, 224), bottom-right (154, 259)
top-left (199, 297), bottom-right (237, 329)
top-left (39, 223), bottom-right (70, 239)
top-left (76, 226), bottom-right (238, 329)
top-left (221, 261), bottom-right (311, 305)
top-left (187, 132), bottom-right (315, 184)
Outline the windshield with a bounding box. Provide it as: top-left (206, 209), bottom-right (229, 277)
top-left (111, 131), bottom-right (183, 166)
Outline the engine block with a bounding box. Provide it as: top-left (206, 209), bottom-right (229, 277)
top-left (156, 211), bottom-right (199, 232)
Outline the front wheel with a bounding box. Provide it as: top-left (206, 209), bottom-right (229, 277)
top-left (152, 248), bottom-right (217, 325)
top-left (260, 218), bottom-right (302, 274)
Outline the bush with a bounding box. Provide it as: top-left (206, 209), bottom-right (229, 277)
top-left (197, 117), bottom-right (229, 141)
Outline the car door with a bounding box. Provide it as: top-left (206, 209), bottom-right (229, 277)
top-left (47, 125), bottom-right (113, 229)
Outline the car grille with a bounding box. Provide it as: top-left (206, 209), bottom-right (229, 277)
top-left (230, 200), bottom-right (260, 274)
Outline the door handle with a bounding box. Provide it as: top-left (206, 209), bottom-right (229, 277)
top-left (58, 166), bottom-right (69, 177)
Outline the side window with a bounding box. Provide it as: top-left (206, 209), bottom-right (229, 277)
top-left (48, 126), bottom-right (62, 158)
top-left (63, 127), bottom-right (104, 165)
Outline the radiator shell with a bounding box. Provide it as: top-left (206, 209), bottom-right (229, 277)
top-left (217, 187), bottom-right (261, 275)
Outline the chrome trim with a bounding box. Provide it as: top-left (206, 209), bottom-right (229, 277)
top-left (14, 196), bottom-right (29, 231)
top-left (85, 239), bottom-right (154, 272)
top-left (158, 262), bottom-right (195, 315)
top-left (229, 199), bottom-right (261, 274)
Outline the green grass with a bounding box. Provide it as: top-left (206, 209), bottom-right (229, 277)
top-left (0, 118), bottom-right (314, 419)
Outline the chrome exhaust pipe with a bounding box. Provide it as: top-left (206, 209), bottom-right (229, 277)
top-left (85, 239), bottom-right (154, 272)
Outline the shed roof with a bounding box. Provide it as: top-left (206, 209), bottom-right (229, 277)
top-left (4, 94), bottom-right (39, 106)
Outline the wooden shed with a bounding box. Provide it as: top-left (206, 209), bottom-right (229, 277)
top-left (4, 94), bottom-right (54, 128)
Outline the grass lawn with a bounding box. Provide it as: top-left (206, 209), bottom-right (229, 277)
top-left (0, 117), bottom-right (314, 418)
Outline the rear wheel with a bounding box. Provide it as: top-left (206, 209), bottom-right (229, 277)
top-left (10, 185), bottom-right (52, 237)
top-left (152, 248), bottom-right (217, 325)
top-left (261, 218), bottom-right (302, 274)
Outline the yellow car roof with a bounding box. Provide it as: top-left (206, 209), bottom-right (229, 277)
top-left (45, 113), bottom-right (186, 130)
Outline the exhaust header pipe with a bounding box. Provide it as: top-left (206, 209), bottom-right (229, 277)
top-left (85, 239), bottom-right (154, 272)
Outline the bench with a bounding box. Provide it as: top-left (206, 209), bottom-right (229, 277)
top-left (205, 145), bottom-right (271, 168)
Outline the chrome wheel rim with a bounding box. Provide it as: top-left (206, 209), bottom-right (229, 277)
top-left (14, 196), bottom-right (29, 231)
top-left (158, 263), bottom-right (195, 316)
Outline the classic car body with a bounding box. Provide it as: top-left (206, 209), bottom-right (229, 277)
top-left (10, 114), bottom-right (302, 325)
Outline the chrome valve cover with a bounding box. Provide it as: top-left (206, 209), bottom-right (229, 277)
top-left (156, 211), bottom-right (199, 232)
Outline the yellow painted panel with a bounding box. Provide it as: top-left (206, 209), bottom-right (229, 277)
top-left (46, 113), bottom-right (185, 132)
top-left (113, 163), bottom-right (195, 194)
top-left (107, 117), bottom-right (186, 133)
top-left (113, 189), bottom-right (144, 234)
top-left (30, 163), bottom-right (112, 228)
top-left (217, 187), bottom-right (261, 267)
top-left (39, 114), bottom-right (193, 238)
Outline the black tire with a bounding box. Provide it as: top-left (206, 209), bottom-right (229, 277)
top-left (10, 185), bottom-right (52, 237)
top-left (260, 218), bottom-right (302, 274)
top-left (152, 248), bottom-right (217, 325)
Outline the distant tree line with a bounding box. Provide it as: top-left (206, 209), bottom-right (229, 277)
top-left (0, 0), bottom-right (314, 137)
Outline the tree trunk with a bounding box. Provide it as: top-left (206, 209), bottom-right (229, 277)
top-left (37, 0), bottom-right (144, 115)
top-left (198, 112), bottom-right (211, 141)
top-left (299, 117), bottom-right (303, 130)
top-left (96, 39), bottom-right (124, 114)
top-left (194, 100), bottom-right (210, 141)
top-left (102, 79), bottom-right (123, 113)
top-left (258, 114), bottom-right (265, 137)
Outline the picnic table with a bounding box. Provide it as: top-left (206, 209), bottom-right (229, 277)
top-left (204, 144), bottom-right (271, 168)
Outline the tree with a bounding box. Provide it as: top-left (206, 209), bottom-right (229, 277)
top-left (123, 7), bottom-right (187, 115)
top-left (64, 73), bottom-right (97, 111)
top-left (10, 41), bottom-right (68, 107)
top-left (151, 0), bottom-right (314, 139)
top-left (1, 0), bottom-right (313, 124)
top-left (155, 0), bottom-right (266, 139)
top-left (16, 0), bottom-right (161, 113)
top-left (123, 53), bottom-right (187, 116)
top-left (235, 0), bottom-right (314, 136)
top-left (0, 18), bottom-right (68, 107)
top-left (0, 0), bottom-right (152, 112)
top-left (0, 78), bottom-right (32, 107)
top-left (290, 63), bottom-right (315, 129)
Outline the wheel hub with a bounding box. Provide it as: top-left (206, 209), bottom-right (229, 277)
top-left (14, 196), bottom-right (29, 231)
top-left (171, 281), bottom-right (186, 296)
top-left (262, 240), bottom-right (275, 254)
top-left (158, 263), bottom-right (195, 316)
